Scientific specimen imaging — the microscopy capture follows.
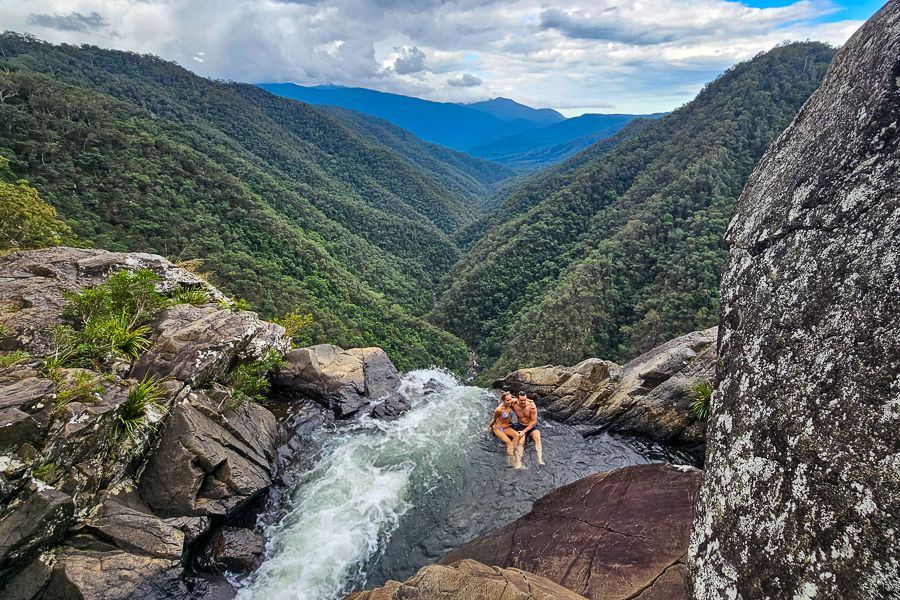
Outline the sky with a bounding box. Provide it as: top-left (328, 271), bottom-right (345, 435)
top-left (0, 0), bottom-right (885, 115)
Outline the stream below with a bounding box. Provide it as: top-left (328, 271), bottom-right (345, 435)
top-left (236, 369), bottom-right (695, 600)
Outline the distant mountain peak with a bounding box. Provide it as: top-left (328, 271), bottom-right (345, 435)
top-left (467, 97), bottom-right (565, 125)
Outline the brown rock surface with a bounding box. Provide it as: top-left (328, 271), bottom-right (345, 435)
top-left (347, 559), bottom-right (587, 600)
top-left (690, 3), bottom-right (900, 598)
top-left (138, 389), bottom-right (277, 517)
top-left (131, 303), bottom-right (288, 387)
top-left (497, 328), bottom-right (715, 445)
top-left (274, 344), bottom-right (401, 417)
top-left (0, 247), bottom-right (222, 355)
top-left (441, 463), bottom-right (700, 600)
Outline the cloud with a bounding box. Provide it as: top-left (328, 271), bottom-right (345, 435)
top-left (447, 73), bottom-right (482, 87)
top-left (0, 0), bottom-right (868, 113)
top-left (27, 11), bottom-right (108, 33)
top-left (393, 46), bottom-right (427, 74)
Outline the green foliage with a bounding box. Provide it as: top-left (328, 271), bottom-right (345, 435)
top-left (0, 350), bottom-right (30, 367)
top-left (0, 33), bottom-right (479, 372)
top-left (434, 43), bottom-right (836, 381)
top-left (53, 269), bottom-right (162, 368)
top-left (54, 370), bottom-right (103, 410)
top-left (32, 462), bottom-right (61, 484)
top-left (0, 156), bottom-right (76, 255)
top-left (0, 324), bottom-right (11, 338)
top-left (167, 286), bottom-right (210, 306)
top-left (117, 376), bottom-right (167, 439)
top-left (691, 380), bottom-right (714, 421)
top-left (273, 311), bottom-right (314, 346)
top-left (228, 350), bottom-right (286, 406)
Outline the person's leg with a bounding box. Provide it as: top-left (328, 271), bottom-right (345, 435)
top-left (531, 430), bottom-right (544, 465)
top-left (493, 428), bottom-right (520, 467)
top-left (514, 425), bottom-right (526, 462)
top-left (508, 430), bottom-right (524, 469)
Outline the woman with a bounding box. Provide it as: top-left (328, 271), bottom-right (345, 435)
top-left (488, 392), bottom-right (524, 469)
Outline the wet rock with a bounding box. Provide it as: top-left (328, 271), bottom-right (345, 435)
top-left (274, 344), bottom-right (401, 418)
top-left (347, 558), bottom-right (587, 600)
top-left (690, 4), bottom-right (900, 599)
top-left (0, 483), bottom-right (74, 583)
top-left (42, 546), bottom-right (184, 599)
top-left (131, 304), bottom-right (288, 387)
top-left (496, 328), bottom-right (716, 445)
top-left (0, 247), bottom-right (222, 355)
top-left (369, 397), bottom-right (412, 420)
top-left (196, 526), bottom-right (266, 574)
top-left (139, 389), bottom-right (277, 518)
top-left (441, 463), bottom-right (700, 600)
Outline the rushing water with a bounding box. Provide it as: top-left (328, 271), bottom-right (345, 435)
top-left (237, 369), bottom-right (693, 600)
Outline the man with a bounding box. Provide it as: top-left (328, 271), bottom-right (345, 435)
top-left (512, 390), bottom-right (544, 466)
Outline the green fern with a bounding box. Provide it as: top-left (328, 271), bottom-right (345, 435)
top-left (117, 376), bottom-right (167, 439)
top-left (0, 350), bottom-right (30, 367)
top-left (690, 380), bottom-right (713, 420)
top-left (167, 286), bottom-right (209, 306)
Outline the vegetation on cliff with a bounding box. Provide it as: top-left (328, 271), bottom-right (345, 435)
top-left (430, 42), bottom-right (835, 380)
top-left (0, 33), bottom-right (486, 371)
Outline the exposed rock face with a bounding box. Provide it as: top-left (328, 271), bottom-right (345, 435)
top-left (347, 559), bottom-right (588, 600)
top-left (274, 344), bottom-right (402, 417)
top-left (0, 247), bottom-right (223, 355)
top-left (196, 526), bottom-right (266, 574)
top-left (139, 389), bottom-right (277, 517)
top-left (689, 4), bottom-right (900, 599)
top-left (0, 247), bottom-right (292, 595)
top-left (132, 304), bottom-right (288, 387)
top-left (441, 463), bottom-right (701, 600)
top-left (496, 328), bottom-right (715, 445)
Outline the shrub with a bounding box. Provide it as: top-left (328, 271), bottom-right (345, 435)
top-left (228, 350), bottom-right (285, 406)
top-left (273, 311), bottom-right (313, 346)
top-left (54, 371), bottom-right (103, 411)
top-left (691, 380), bottom-right (713, 420)
top-left (117, 376), bottom-right (167, 439)
top-left (167, 286), bottom-right (209, 306)
top-left (0, 350), bottom-right (30, 367)
top-left (54, 269), bottom-right (164, 369)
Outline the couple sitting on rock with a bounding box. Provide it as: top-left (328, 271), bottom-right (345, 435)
top-left (488, 390), bottom-right (544, 469)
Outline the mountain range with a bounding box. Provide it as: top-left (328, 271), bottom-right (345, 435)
top-left (1, 34), bottom-right (835, 381)
top-left (257, 83), bottom-right (655, 169)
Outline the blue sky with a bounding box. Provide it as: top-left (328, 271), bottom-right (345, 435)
top-left (0, 0), bottom-right (886, 114)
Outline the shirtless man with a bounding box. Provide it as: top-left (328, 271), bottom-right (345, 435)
top-left (512, 391), bottom-right (545, 466)
top-left (487, 392), bottom-right (524, 469)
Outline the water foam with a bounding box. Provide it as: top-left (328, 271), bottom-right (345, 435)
top-left (237, 369), bottom-right (490, 600)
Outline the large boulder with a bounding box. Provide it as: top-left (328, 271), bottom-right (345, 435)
top-left (0, 247), bottom-right (223, 355)
top-left (347, 559), bottom-right (588, 600)
top-left (441, 463), bottom-right (701, 600)
top-left (274, 345), bottom-right (401, 417)
top-left (689, 4), bottom-right (900, 599)
top-left (196, 526), bottom-right (266, 574)
top-left (131, 304), bottom-right (288, 387)
top-left (0, 367), bottom-right (54, 453)
top-left (139, 388), bottom-right (277, 518)
top-left (496, 328), bottom-right (715, 445)
top-left (0, 483), bottom-right (74, 583)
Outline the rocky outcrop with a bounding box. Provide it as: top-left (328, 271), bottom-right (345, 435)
top-left (441, 463), bottom-right (701, 600)
top-left (0, 248), bottom-right (292, 596)
top-left (132, 304), bottom-right (289, 387)
top-left (197, 526), bottom-right (266, 574)
top-left (347, 559), bottom-right (587, 600)
top-left (139, 389), bottom-right (278, 518)
top-left (274, 344), bottom-right (402, 417)
top-left (496, 328), bottom-right (715, 446)
top-left (0, 247), bottom-right (224, 355)
top-left (689, 4), bottom-right (900, 599)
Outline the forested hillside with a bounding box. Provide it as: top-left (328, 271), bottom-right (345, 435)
top-left (0, 33), bottom-right (509, 371)
top-left (431, 42), bottom-right (836, 380)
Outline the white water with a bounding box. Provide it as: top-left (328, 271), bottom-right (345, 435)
top-left (237, 369), bottom-right (488, 600)
top-left (237, 369), bottom-right (694, 600)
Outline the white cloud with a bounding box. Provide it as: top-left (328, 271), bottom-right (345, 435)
top-left (0, 0), bottom-right (866, 113)
top-left (447, 72), bottom-right (481, 87)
